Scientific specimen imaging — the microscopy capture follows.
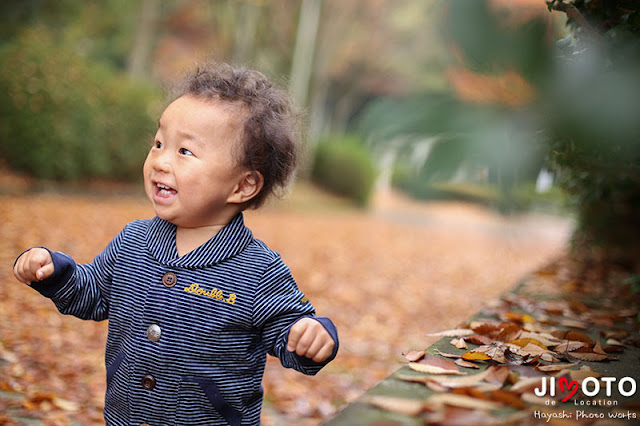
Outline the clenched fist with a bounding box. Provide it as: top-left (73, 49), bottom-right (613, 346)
top-left (286, 317), bottom-right (335, 363)
top-left (13, 248), bottom-right (54, 285)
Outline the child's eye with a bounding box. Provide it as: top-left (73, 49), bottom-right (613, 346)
top-left (153, 140), bottom-right (162, 149)
top-left (179, 148), bottom-right (194, 156)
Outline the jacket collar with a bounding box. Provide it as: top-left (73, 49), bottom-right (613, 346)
top-left (145, 213), bottom-right (253, 268)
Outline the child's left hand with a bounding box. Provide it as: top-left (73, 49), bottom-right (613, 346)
top-left (287, 318), bottom-right (335, 362)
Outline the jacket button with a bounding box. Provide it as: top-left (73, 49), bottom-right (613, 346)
top-left (162, 272), bottom-right (177, 287)
top-left (140, 424), bottom-right (150, 426)
top-left (141, 375), bottom-right (156, 390)
top-left (147, 324), bottom-right (161, 342)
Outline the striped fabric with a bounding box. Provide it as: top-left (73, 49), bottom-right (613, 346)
top-left (29, 213), bottom-right (338, 425)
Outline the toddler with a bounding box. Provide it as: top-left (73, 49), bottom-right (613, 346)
top-left (13, 62), bottom-right (338, 425)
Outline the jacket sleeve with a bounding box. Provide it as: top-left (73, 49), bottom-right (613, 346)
top-left (23, 225), bottom-right (128, 321)
top-left (252, 256), bottom-right (339, 375)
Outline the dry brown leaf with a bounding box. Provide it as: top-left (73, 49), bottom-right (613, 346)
top-left (470, 321), bottom-right (501, 336)
top-left (404, 350), bottom-right (425, 362)
top-left (496, 322), bottom-right (522, 342)
top-left (520, 393), bottom-right (549, 405)
top-left (426, 328), bottom-right (474, 338)
top-left (510, 377), bottom-right (545, 394)
top-left (602, 330), bottom-right (629, 340)
top-left (396, 374), bottom-right (430, 386)
top-left (53, 397), bottom-right (80, 411)
top-left (606, 338), bottom-right (624, 346)
top-left (362, 395), bottom-right (425, 417)
top-left (554, 340), bottom-right (587, 353)
top-left (564, 365), bottom-right (602, 381)
top-left (519, 331), bottom-right (561, 347)
top-left (408, 361), bottom-right (465, 376)
top-left (559, 331), bottom-right (594, 344)
top-left (489, 389), bottom-right (527, 409)
top-left (465, 335), bottom-right (494, 345)
top-left (536, 362), bottom-right (579, 373)
top-left (434, 349), bottom-right (461, 359)
top-left (519, 343), bottom-right (554, 358)
top-left (454, 358), bottom-right (480, 369)
top-left (455, 338), bottom-right (468, 349)
top-left (423, 367), bottom-right (504, 391)
top-left (568, 348), bottom-right (616, 362)
top-left (426, 393), bottom-right (502, 411)
top-left (484, 366), bottom-right (510, 387)
top-left (541, 353), bottom-right (560, 363)
top-left (559, 318), bottom-right (589, 330)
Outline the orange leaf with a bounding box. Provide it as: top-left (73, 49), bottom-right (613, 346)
top-left (489, 389), bottom-right (527, 409)
top-left (462, 351), bottom-right (491, 361)
top-left (507, 338), bottom-right (547, 350)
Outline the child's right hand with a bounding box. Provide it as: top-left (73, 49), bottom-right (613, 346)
top-left (13, 248), bottom-right (54, 285)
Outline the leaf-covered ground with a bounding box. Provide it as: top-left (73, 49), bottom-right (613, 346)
top-left (0, 181), bottom-right (570, 425)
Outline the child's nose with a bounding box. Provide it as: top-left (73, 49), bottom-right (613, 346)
top-left (153, 155), bottom-right (172, 173)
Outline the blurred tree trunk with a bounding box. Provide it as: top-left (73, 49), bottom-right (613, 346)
top-left (231, 0), bottom-right (262, 65)
top-left (289, 0), bottom-right (321, 108)
top-left (127, 0), bottom-right (159, 79)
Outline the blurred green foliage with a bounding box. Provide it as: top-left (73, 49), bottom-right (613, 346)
top-left (355, 0), bottom-right (640, 255)
top-left (0, 26), bottom-right (161, 180)
top-left (544, 0), bottom-right (640, 253)
top-left (311, 135), bottom-right (377, 206)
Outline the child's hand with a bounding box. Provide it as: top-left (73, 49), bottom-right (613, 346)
top-left (13, 248), bottom-right (54, 285)
top-left (287, 318), bottom-right (335, 363)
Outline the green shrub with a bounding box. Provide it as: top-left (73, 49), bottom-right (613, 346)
top-left (0, 26), bottom-right (162, 180)
top-left (311, 135), bottom-right (377, 206)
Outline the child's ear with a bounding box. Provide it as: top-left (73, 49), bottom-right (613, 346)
top-left (228, 170), bottom-right (264, 205)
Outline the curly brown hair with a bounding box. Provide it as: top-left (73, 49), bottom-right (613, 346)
top-left (174, 61), bottom-right (301, 209)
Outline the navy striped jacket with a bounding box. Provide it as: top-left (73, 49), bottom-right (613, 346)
top-left (29, 213), bottom-right (338, 425)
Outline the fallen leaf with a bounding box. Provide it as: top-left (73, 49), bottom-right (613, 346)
top-left (496, 323), bottom-right (522, 342)
top-left (564, 365), bottom-right (602, 381)
top-left (593, 338), bottom-right (607, 355)
top-left (470, 321), bottom-right (501, 337)
top-left (423, 368), bottom-right (502, 391)
top-left (554, 340), bottom-right (587, 353)
top-left (404, 350), bottom-right (425, 362)
top-left (465, 335), bottom-right (494, 345)
top-left (568, 348), bottom-right (616, 362)
top-left (408, 359), bottom-right (465, 376)
top-left (426, 393), bottom-right (502, 410)
top-left (503, 312), bottom-right (536, 324)
top-left (483, 366), bottom-right (510, 387)
top-left (53, 397), bottom-right (80, 411)
top-left (489, 389), bottom-right (527, 409)
top-left (507, 338), bottom-right (548, 350)
top-left (510, 377), bottom-right (546, 394)
top-left (559, 318), bottom-right (589, 330)
top-left (426, 329), bottom-right (474, 338)
top-left (461, 351), bottom-right (491, 361)
top-left (536, 362), bottom-right (579, 373)
top-left (362, 395), bottom-right (425, 417)
top-left (455, 338), bottom-right (468, 349)
top-left (519, 331), bottom-right (561, 347)
top-left (434, 349), bottom-right (461, 359)
top-left (520, 393), bottom-right (548, 405)
top-left (454, 358), bottom-right (480, 369)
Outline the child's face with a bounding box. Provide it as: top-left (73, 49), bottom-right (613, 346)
top-left (143, 95), bottom-right (249, 228)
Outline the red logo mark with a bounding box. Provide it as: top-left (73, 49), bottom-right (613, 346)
top-left (559, 376), bottom-right (579, 402)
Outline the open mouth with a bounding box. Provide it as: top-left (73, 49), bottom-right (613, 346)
top-left (154, 182), bottom-right (177, 199)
